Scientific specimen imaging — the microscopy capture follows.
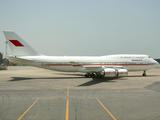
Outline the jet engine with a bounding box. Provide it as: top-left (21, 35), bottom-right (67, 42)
top-left (103, 68), bottom-right (117, 77)
top-left (96, 68), bottom-right (128, 78)
top-left (96, 68), bottom-right (117, 77)
top-left (117, 69), bottom-right (128, 77)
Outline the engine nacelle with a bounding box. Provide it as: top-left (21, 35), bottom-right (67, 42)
top-left (117, 69), bottom-right (128, 77)
top-left (96, 68), bottom-right (128, 78)
top-left (103, 68), bottom-right (117, 77)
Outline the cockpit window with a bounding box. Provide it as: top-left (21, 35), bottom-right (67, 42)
top-left (148, 56), bottom-right (150, 58)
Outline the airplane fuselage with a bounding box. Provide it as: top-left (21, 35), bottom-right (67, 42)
top-left (12, 54), bottom-right (158, 73)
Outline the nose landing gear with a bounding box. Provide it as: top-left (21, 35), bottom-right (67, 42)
top-left (143, 70), bottom-right (146, 76)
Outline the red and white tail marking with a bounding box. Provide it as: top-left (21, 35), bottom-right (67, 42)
top-left (9, 40), bottom-right (24, 47)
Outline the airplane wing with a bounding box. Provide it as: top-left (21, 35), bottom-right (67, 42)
top-left (83, 66), bottom-right (126, 72)
top-left (83, 66), bottom-right (104, 71)
top-left (70, 61), bottom-right (125, 72)
top-left (69, 61), bottom-right (102, 71)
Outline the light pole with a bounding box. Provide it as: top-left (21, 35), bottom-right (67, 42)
top-left (5, 41), bottom-right (8, 56)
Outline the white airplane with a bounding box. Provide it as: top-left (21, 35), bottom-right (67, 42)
top-left (3, 30), bottom-right (158, 78)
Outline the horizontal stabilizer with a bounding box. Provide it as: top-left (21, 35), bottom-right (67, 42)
top-left (6, 56), bottom-right (34, 65)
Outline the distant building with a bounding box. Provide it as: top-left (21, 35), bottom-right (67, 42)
top-left (0, 52), bottom-right (8, 70)
top-left (0, 52), bottom-right (2, 64)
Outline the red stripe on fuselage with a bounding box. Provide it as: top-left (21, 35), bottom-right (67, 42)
top-left (42, 63), bottom-right (154, 66)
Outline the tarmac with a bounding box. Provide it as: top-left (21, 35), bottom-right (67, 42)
top-left (0, 66), bottom-right (160, 120)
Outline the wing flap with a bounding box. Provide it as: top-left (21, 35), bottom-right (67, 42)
top-left (70, 61), bottom-right (104, 71)
top-left (82, 66), bottom-right (103, 71)
top-left (69, 61), bottom-right (82, 67)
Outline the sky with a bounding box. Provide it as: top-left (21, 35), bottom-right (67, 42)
top-left (0, 0), bottom-right (160, 58)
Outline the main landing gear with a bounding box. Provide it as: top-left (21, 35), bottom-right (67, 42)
top-left (85, 73), bottom-right (104, 78)
top-left (142, 70), bottom-right (146, 76)
top-left (85, 73), bottom-right (96, 78)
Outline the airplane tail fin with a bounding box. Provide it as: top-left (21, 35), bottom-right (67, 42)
top-left (3, 30), bottom-right (41, 56)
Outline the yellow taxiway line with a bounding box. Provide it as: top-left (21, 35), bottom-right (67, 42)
top-left (18, 98), bottom-right (39, 120)
top-left (65, 98), bottom-right (69, 120)
top-left (97, 98), bottom-right (116, 120)
top-left (65, 79), bottom-right (70, 120)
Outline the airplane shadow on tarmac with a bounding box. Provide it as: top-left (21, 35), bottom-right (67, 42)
top-left (7, 73), bottom-right (128, 86)
top-left (8, 73), bottom-right (157, 86)
top-left (78, 75), bottom-right (160, 86)
top-left (8, 75), bottom-right (158, 82)
top-left (8, 76), bottom-right (85, 82)
top-left (78, 77), bottom-right (125, 86)
top-left (8, 76), bottom-right (127, 86)
top-left (8, 73), bottom-right (158, 86)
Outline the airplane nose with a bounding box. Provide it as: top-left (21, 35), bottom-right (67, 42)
top-left (156, 61), bottom-right (159, 64)
top-left (153, 59), bottom-right (159, 65)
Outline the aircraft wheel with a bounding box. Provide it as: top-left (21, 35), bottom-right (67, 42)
top-left (143, 73), bottom-right (146, 76)
top-left (142, 71), bottom-right (146, 76)
top-left (100, 75), bottom-right (104, 78)
top-left (85, 74), bottom-right (89, 78)
top-left (97, 75), bottom-right (100, 79)
top-left (97, 75), bottom-right (104, 79)
top-left (85, 73), bottom-right (93, 78)
top-left (91, 74), bottom-right (96, 78)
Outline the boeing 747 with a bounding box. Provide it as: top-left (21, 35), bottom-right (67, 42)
top-left (3, 30), bottom-right (158, 78)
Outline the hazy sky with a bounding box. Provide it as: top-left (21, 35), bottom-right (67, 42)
top-left (0, 0), bottom-right (160, 58)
